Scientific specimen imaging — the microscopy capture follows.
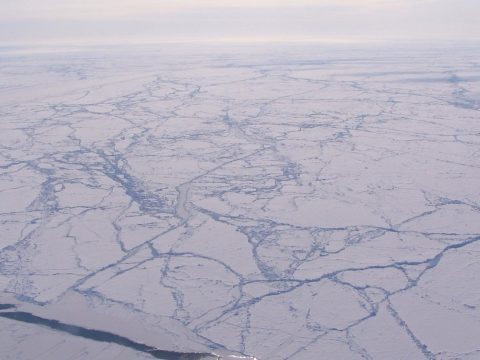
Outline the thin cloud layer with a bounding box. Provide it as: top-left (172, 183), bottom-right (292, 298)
top-left (1, 0), bottom-right (478, 44)
top-left (0, 0), bottom-right (435, 20)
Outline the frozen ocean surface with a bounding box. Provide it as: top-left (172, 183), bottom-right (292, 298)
top-left (0, 44), bottom-right (479, 359)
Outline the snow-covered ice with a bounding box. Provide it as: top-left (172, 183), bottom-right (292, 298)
top-left (0, 44), bottom-right (479, 359)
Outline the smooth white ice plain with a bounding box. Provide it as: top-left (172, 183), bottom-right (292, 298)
top-left (0, 44), bottom-right (479, 359)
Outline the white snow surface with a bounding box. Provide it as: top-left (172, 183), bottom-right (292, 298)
top-left (0, 44), bottom-right (480, 359)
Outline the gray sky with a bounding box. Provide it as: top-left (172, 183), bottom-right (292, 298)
top-left (1, 0), bottom-right (479, 44)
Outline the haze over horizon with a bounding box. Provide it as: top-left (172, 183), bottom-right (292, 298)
top-left (1, 0), bottom-right (480, 45)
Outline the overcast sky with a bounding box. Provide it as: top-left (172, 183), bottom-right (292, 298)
top-left (1, 0), bottom-right (479, 44)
